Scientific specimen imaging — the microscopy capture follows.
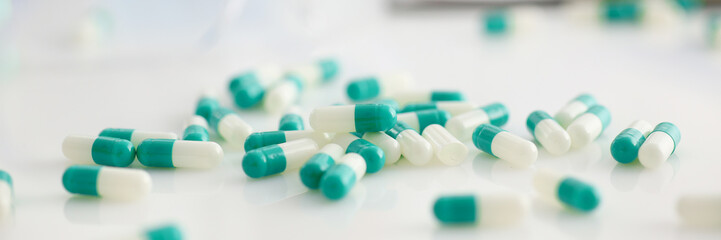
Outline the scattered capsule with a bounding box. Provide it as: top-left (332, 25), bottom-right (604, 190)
top-left (610, 120), bottom-right (654, 164)
top-left (445, 102), bottom-right (509, 141)
top-left (385, 121), bottom-right (433, 166)
top-left (484, 9), bottom-right (509, 34)
top-left (278, 112), bottom-right (304, 131)
top-left (473, 124), bottom-right (537, 167)
top-left (263, 75), bottom-right (303, 114)
top-left (533, 169), bottom-right (600, 212)
top-left (567, 105), bottom-right (611, 148)
top-left (346, 73), bottom-right (413, 102)
top-left (138, 224), bottom-right (184, 240)
top-left (99, 128), bottom-right (177, 147)
top-left (62, 165), bottom-right (151, 200)
top-left (242, 139), bottom-right (319, 178)
top-left (638, 122), bottom-right (681, 168)
top-left (332, 133), bottom-right (385, 173)
top-left (392, 90), bottom-right (465, 107)
top-left (228, 65), bottom-right (282, 109)
top-left (309, 104), bottom-right (397, 133)
top-left (62, 136), bottom-right (136, 167)
top-left (195, 93), bottom-right (220, 121)
top-left (433, 193), bottom-right (528, 225)
top-left (400, 102), bottom-right (477, 116)
top-left (677, 194), bottom-right (721, 226)
top-left (527, 110), bottom-right (571, 155)
top-left (300, 144), bottom-right (345, 189)
top-left (182, 115), bottom-right (210, 141)
top-left (208, 107), bottom-right (253, 145)
top-left (358, 132), bottom-right (401, 165)
top-left (0, 170), bottom-right (12, 220)
top-left (396, 109), bottom-right (451, 134)
top-left (244, 130), bottom-right (332, 152)
top-left (320, 153), bottom-right (366, 200)
top-left (137, 139), bottom-right (223, 169)
top-left (422, 124), bottom-right (468, 166)
top-left (554, 94), bottom-right (597, 128)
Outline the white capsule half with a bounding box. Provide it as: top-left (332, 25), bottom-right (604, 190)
top-left (554, 94), bottom-right (597, 128)
top-left (217, 114), bottom-right (254, 145)
top-left (533, 119), bottom-right (571, 155)
top-left (445, 109), bottom-right (490, 141)
top-left (396, 130), bottom-right (433, 166)
top-left (264, 80), bottom-right (300, 114)
top-left (567, 114), bottom-right (602, 148)
top-left (678, 194), bottom-right (721, 226)
top-left (638, 122), bottom-right (681, 169)
top-left (422, 124), bottom-right (468, 166)
top-left (0, 177), bottom-right (12, 221)
top-left (362, 132), bottom-right (401, 165)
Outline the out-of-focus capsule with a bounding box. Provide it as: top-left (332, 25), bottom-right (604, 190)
top-left (319, 153), bottom-right (366, 200)
top-left (422, 124), bottom-right (468, 166)
top-left (287, 58), bottom-right (340, 86)
top-left (677, 194), bottom-right (721, 226)
top-left (0, 170), bottom-right (13, 220)
top-left (264, 59), bottom-right (339, 113)
top-left (554, 94), bottom-right (597, 128)
top-left (610, 120), bottom-right (653, 164)
top-left (484, 9), bottom-right (509, 34)
top-left (433, 193), bottom-right (528, 225)
top-left (300, 144), bottom-right (345, 189)
top-left (400, 102), bottom-right (477, 116)
top-left (473, 124), bottom-right (537, 167)
top-left (527, 111), bottom-right (571, 155)
top-left (567, 105), bottom-right (611, 148)
top-left (208, 107), bottom-right (253, 145)
top-left (99, 128), bottom-right (177, 147)
top-left (533, 169), bottom-right (600, 212)
top-left (638, 122), bottom-right (681, 168)
top-left (195, 93), bottom-right (220, 121)
top-left (63, 136), bottom-right (135, 167)
top-left (135, 224), bottom-right (184, 240)
top-left (242, 139), bottom-right (319, 178)
top-left (309, 104), bottom-right (397, 133)
top-left (62, 165), bottom-right (151, 200)
top-left (396, 109), bottom-right (450, 134)
top-left (445, 102), bottom-right (509, 141)
top-left (332, 133), bottom-right (385, 173)
top-left (278, 112), bottom-right (304, 131)
top-left (346, 73), bottom-right (413, 102)
top-left (228, 65), bottom-right (282, 109)
top-left (602, 0), bottom-right (642, 23)
top-left (392, 90), bottom-right (465, 107)
top-left (137, 139), bottom-right (223, 169)
top-left (244, 130), bottom-right (332, 152)
top-left (358, 132), bottom-right (401, 165)
top-left (182, 115), bottom-right (210, 141)
top-left (385, 121), bottom-right (433, 166)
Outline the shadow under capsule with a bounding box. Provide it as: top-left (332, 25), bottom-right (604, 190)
top-left (63, 196), bottom-right (149, 225)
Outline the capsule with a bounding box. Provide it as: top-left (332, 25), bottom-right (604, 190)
top-left (346, 73), bottom-right (413, 102)
top-left (278, 112), bottom-right (304, 131)
top-left (99, 128), bottom-right (177, 147)
top-left (473, 124), bottom-right (537, 167)
top-left (309, 104), bottom-right (397, 133)
top-left (244, 130), bottom-right (332, 152)
top-left (264, 59), bottom-right (339, 113)
top-left (359, 132), bottom-right (401, 165)
top-left (332, 133), bottom-right (385, 173)
top-left (319, 153), bottom-right (366, 200)
top-left (208, 107), bottom-right (253, 145)
top-left (527, 111), bottom-right (571, 155)
top-left (138, 224), bottom-right (184, 240)
top-left (392, 90), bottom-right (466, 107)
top-left (182, 115), bottom-right (210, 141)
top-left (422, 124), bottom-right (468, 166)
top-left (228, 65), bottom-right (282, 109)
top-left (195, 93), bottom-right (220, 121)
top-left (638, 122), bottom-right (681, 168)
top-left (445, 102), bottom-right (509, 141)
top-left (396, 109), bottom-right (451, 134)
top-left (137, 139), bottom-right (223, 169)
top-left (300, 144), bottom-right (345, 189)
top-left (400, 102), bottom-right (477, 116)
top-left (287, 58), bottom-right (340, 86)
top-left (62, 136), bottom-right (136, 167)
top-left (484, 9), bottom-right (509, 34)
top-left (533, 169), bottom-right (600, 212)
top-left (242, 139), bottom-right (319, 178)
top-left (554, 94), bottom-right (597, 128)
top-left (62, 165), bottom-right (151, 200)
top-left (0, 170), bottom-right (13, 219)
top-left (610, 120), bottom-right (654, 164)
top-left (385, 121), bottom-right (433, 166)
top-left (433, 193), bottom-right (528, 225)
top-left (677, 194), bottom-right (721, 226)
top-left (567, 105), bottom-right (611, 148)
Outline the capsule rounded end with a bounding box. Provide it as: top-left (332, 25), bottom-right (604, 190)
top-left (433, 195), bottom-right (477, 224)
top-left (610, 135), bottom-right (640, 164)
top-left (357, 145), bottom-right (385, 174)
top-left (320, 165), bottom-right (356, 200)
top-left (233, 87), bottom-right (265, 109)
top-left (242, 150), bottom-right (269, 178)
top-left (300, 157), bottom-right (335, 189)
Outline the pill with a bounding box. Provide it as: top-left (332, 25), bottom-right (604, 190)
top-left (195, 93), bottom-right (221, 121)
top-left (332, 133), bottom-right (385, 173)
top-left (396, 109), bottom-right (450, 133)
top-left (392, 90), bottom-right (466, 107)
top-left (137, 139), bottom-right (223, 169)
top-left (99, 128), bottom-right (177, 147)
top-left (278, 112), bottom-right (304, 131)
top-left (263, 75), bottom-right (303, 114)
top-left (286, 58), bottom-right (340, 86)
top-left (473, 124), bottom-right (537, 167)
top-left (309, 104), bottom-right (397, 133)
top-left (244, 130), bottom-right (332, 152)
top-left (677, 194), bottom-right (721, 226)
top-left (300, 144), bottom-right (345, 189)
top-left (422, 124), bottom-right (468, 166)
top-left (62, 136), bottom-right (136, 167)
top-left (62, 165), bottom-right (151, 200)
top-left (385, 121), bottom-right (433, 166)
top-left (526, 110), bottom-right (571, 155)
top-left (533, 169), bottom-right (600, 212)
top-left (346, 73), bottom-right (413, 102)
top-left (610, 120), bottom-right (653, 164)
top-left (208, 107), bottom-right (253, 145)
top-left (445, 102), bottom-right (509, 141)
top-left (433, 193), bottom-right (528, 225)
top-left (400, 102), bottom-right (477, 116)
top-left (182, 115), bottom-right (210, 141)
top-left (228, 65), bottom-right (282, 109)
top-left (320, 153), bottom-right (366, 200)
top-left (567, 105), bottom-right (611, 148)
top-left (0, 170), bottom-right (12, 219)
top-left (242, 138), bottom-right (319, 178)
top-left (139, 224), bottom-right (184, 240)
top-left (638, 122), bottom-right (681, 168)
top-left (359, 132), bottom-right (401, 165)
top-left (484, 9), bottom-right (509, 34)
top-left (554, 94), bottom-right (597, 128)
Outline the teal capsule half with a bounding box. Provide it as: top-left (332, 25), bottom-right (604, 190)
top-left (354, 104), bottom-right (397, 133)
top-left (610, 128), bottom-right (646, 164)
top-left (183, 125), bottom-right (209, 142)
top-left (242, 145), bottom-right (287, 178)
top-left (346, 77), bottom-right (381, 102)
top-left (99, 128), bottom-right (134, 141)
top-left (62, 165), bottom-right (101, 196)
top-left (318, 58), bottom-right (340, 82)
top-left (320, 164), bottom-right (357, 200)
top-left (195, 96), bottom-right (220, 121)
top-left (91, 137), bottom-right (136, 167)
top-left (0, 169), bottom-right (12, 188)
top-left (430, 91), bottom-right (465, 102)
top-left (208, 107), bottom-right (235, 132)
top-left (481, 102), bottom-right (509, 127)
top-left (136, 139), bottom-right (175, 168)
top-left (347, 139), bottom-right (385, 173)
top-left (244, 131), bottom-right (287, 152)
top-left (472, 124), bottom-right (503, 157)
top-left (300, 153), bottom-right (337, 189)
top-left (526, 110), bottom-right (553, 137)
top-left (229, 73), bottom-right (265, 109)
top-left (279, 113), bottom-right (304, 131)
top-left (417, 110), bottom-right (451, 133)
top-left (484, 9), bottom-right (508, 34)
top-left (145, 224), bottom-right (184, 240)
top-left (586, 105), bottom-right (612, 130)
top-left (602, 0), bottom-right (641, 23)
top-left (385, 121), bottom-right (414, 139)
top-left (433, 195), bottom-right (477, 224)
top-left (557, 177), bottom-right (601, 212)
top-left (653, 122), bottom-right (682, 152)
top-left (400, 103), bottom-right (437, 113)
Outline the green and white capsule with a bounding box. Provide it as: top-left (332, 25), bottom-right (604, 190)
top-left (242, 139), bottom-right (319, 178)
top-left (320, 153), bottom-right (366, 200)
top-left (423, 124), bottom-right (468, 166)
top-left (527, 110), bottom-right (571, 155)
top-left (182, 115), bottom-right (209, 141)
top-left (533, 169), bottom-right (600, 212)
top-left (358, 132), bottom-right (401, 165)
top-left (128, 224), bottom-right (184, 240)
top-left (385, 121), bottom-right (433, 166)
top-left (300, 144), bottom-right (345, 189)
top-left (392, 90), bottom-right (466, 107)
top-left (137, 139), bottom-right (223, 169)
top-left (0, 170), bottom-right (13, 219)
top-left (278, 112), bottom-right (304, 131)
top-left (396, 109), bottom-right (451, 134)
top-left (244, 130), bottom-right (332, 152)
top-left (62, 165), bottom-right (151, 200)
top-left (445, 102), bottom-right (509, 141)
top-left (473, 124), bottom-right (537, 167)
top-left (99, 128), bottom-right (177, 148)
top-left (264, 59), bottom-right (339, 113)
top-left (554, 94), bottom-right (598, 128)
top-left (195, 92), bottom-right (221, 121)
top-left (567, 105), bottom-right (611, 148)
top-left (400, 102), bottom-right (477, 116)
top-left (346, 73), bottom-right (413, 102)
top-left (638, 122), bottom-right (681, 168)
top-left (62, 136), bottom-right (136, 167)
top-left (208, 107), bottom-right (253, 145)
top-left (332, 133), bottom-right (385, 173)
top-left (610, 120), bottom-right (653, 164)
top-left (433, 193), bottom-right (528, 225)
top-left (228, 65), bottom-right (282, 109)
top-left (309, 104), bottom-right (397, 133)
